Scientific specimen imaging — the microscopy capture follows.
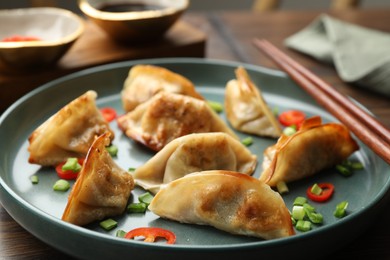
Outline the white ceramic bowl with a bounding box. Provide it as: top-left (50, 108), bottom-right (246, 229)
top-left (0, 7), bottom-right (85, 68)
top-left (78, 0), bottom-right (189, 44)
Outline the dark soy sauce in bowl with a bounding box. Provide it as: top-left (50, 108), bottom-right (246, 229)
top-left (98, 2), bottom-right (165, 12)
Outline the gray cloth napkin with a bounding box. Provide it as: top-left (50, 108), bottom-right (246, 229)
top-left (285, 14), bottom-right (390, 97)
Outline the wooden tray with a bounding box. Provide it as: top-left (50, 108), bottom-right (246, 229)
top-left (0, 19), bottom-right (206, 113)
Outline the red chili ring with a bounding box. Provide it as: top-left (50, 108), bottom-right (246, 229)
top-left (306, 183), bottom-right (334, 202)
top-left (125, 227), bottom-right (176, 244)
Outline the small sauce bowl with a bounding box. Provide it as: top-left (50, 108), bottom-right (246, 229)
top-left (78, 0), bottom-right (189, 44)
top-left (0, 7), bottom-right (85, 68)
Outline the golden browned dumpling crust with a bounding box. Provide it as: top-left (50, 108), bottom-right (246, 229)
top-left (62, 132), bottom-right (134, 226)
top-left (149, 170), bottom-right (295, 240)
top-left (117, 92), bottom-right (238, 151)
top-left (259, 116), bottom-right (359, 186)
top-left (132, 132), bottom-right (257, 194)
top-left (121, 65), bottom-right (204, 112)
top-left (28, 90), bottom-right (114, 166)
top-left (225, 66), bottom-right (282, 138)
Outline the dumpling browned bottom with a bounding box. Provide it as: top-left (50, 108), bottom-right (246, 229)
top-left (149, 170), bottom-right (295, 240)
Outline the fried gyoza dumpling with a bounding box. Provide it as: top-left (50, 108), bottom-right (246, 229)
top-left (117, 92), bottom-right (239, 151)
top-left (259, 116), bottom-right (359, 187)
top-left (62, 132), bottom-right (134, 226)
top-left (121, 65), bottom-right (204, 112)
top-left (149, 170), bottom-right (295, 240)
top-left (225, 66), bottom-right (282, 138)
top-left (28, 90), bottom-right (114, 166)
top-left (133, 132), bottom-right (257, 194)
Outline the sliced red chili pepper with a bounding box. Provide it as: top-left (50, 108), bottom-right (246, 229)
top-left (125, 227), bottom-right (176, 244)
top-left (100, 107), bottom-right (117, 122)
top-left (278, 110), bottom-right (306, 129)
top-left (55, 158), bottom-right (84, 180)
top-left (306, 183), bottom-right (334, 202)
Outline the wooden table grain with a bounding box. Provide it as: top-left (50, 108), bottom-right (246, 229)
top-left (1, 8), bottom-right (390, 259)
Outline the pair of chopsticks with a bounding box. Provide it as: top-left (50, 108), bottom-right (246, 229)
top-left (253, 38), bottom-right (390, 165)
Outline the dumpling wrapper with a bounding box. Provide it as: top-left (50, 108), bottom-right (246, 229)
top-left (62, 132), bottom-right (134, 226)
top-left (121, 64), bottom-right (204, 112)
top-left (133, 132), bottom-right (258, 194)
top-left (225, 66), bottom-right (282, 138)
top-left (149, 170), bottom-right (295, 240)
top-left (117, 92), bottom-right (239, 151)
top-left (259, 116), bottom-right (359, 187)
top-left (28, 90), bottom-right (114, 166)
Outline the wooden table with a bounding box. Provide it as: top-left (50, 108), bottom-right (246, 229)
top-left (1, 8), bottom-right (390, 259)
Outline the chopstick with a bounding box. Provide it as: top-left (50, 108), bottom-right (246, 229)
top-left (253, 38), bottom-right (390, 165)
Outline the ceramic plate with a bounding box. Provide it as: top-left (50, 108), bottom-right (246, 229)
top-left (1, 58), bottom-right (389, 259)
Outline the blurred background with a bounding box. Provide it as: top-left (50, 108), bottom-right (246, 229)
top-left (1, 0), bottom-right (390, 12)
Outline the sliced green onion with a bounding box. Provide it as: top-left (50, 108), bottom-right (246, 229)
top-left (283, 125), bottom-right (297, 136)
top-left (303, 203), bottom-right (323, 224)
top-left (295, 220), bottom-right (312, 232)
top-left (127, 202), bottom-right (147, 213)
top-left (116, 229), bottom-right (126, 238)
top-left (303, 203), bottom-right (315, 213)
top-left (291, 201), bottom-right (323, 229)
top-left (292, 205), bottom-right (305, 220)
top-left (207, 100), bottom-right (223, 113)
top-left (293, 196), bottom-right (307, 206)
top-left (241, 137), bottom-right (253, 146)
top-left (334, 201), bottom-right (349, 218)
top-left (336, 164), bottom-right (352, 176)
top-left (53, 179), bottom-right (70, 192)
top-left (341, 160), bottom-right (353, 167)
top-left (106, 144), bottom-right (118, 157)
top-left (272, 106), bottom-right (279, 116)
top-left (138, 192), bottom-right (154, 205)
top-left (350, 161), bottom-right (364, 170)
top-left (62, 157), bottom-right (81, 172)
top-left (336, 160), bottom-right (364, 176)
top-left (310, 183), bottom-right (323, 195)
top-left (305, 211), bottom-right (323, 224)
top-left (100, 218), bottom-right (117, 231)
top-left (276, 181), bottom-right (289, 194)
top-left (30, 175), bottom-right (39, 184)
